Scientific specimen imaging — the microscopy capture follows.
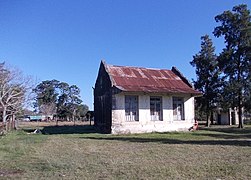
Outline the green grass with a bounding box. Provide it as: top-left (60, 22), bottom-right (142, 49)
top-left (0, 125), bottom-right (250, 179)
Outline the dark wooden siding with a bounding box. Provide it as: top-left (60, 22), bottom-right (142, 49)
top-left (94, 62), bottom-right (112, 133)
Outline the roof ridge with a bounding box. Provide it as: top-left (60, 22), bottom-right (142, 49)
top-left (107, 64), bottom-right (170, 71)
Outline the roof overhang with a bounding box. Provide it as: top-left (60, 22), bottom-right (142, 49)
top-left (114, 85), bottom-right (202, 97)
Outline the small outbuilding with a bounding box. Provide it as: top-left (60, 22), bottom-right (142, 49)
top-left (217, 107), bottom-right (239, 125)
top-left (94, 61), bottom-right (201, 134)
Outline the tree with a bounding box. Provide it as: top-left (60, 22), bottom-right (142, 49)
top-left (190, 35), bottom-right (221, 126)
top-left (56, 83), bottom-right (83, 120)
top-left (33, 80), bottom-right (59, 118)
top-left (33, 80), bottom-right (87, 121)
top-left (67, 85), bottom-right (82, 122)
top-left (0, 62), bottom-right (32, 125)
top-left (57, 82), bottom-right (70, 119)
top-left (75, 104), bottom-right (89, 120)
top-left (213, 4), bottom-right (251, 128)
top-left (39, 102), bottom-right (56, 119)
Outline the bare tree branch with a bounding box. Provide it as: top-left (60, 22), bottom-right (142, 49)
top-left (0, 62), bottom-right (34, 123)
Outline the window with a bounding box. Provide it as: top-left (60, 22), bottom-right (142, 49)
top-left (125, 96), bottom-right (138, 121)
top-left (173, 97), bottom-right (184, 120)
top-left (150, 97), bottom-right (162, 121)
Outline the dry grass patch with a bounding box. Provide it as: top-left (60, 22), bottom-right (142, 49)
top-left (0, 124), bottom-right (250, 179)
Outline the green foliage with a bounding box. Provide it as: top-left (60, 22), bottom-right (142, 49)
top-left (33, 80), bottom-right (59, 106)
top-left (190, 35), bottom-right (221, 123)
top-left (213, 4), bottom-right (251, 128)
top-left (75, 104), bottom-right (89, 119)
top-left (33, 80), bottom-right (88, 120)
top-left (191, 4), bottom-right (251, 127)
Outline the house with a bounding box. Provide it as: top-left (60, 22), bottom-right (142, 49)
top-left (94, 61), bottom-right (202, 134)
top-left (217, 108), bottom-right (239, 125)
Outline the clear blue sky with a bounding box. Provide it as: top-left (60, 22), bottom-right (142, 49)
top-left (0, 0), bottom-right (250, 110)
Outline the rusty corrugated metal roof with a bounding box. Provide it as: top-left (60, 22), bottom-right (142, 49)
top-left (106, 64), bottom-right (201, 96)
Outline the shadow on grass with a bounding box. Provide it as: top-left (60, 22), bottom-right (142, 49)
top-left (199, 126), bottom-right (251, 134)
top-left (81, 136), bottom-right (251, 147)
top-left (195, 133), bottom-right (251, 140)
top-left (41, 125), bottom-right (96, 135)
top-left (196, 126), bottom-right (251, 139)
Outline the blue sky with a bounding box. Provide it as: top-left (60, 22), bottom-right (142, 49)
top-left (0, 0), bottom-right (250, 110)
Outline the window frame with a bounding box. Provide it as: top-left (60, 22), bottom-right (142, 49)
top-left (173, 97), bottom-right (185, 121)
top-left (125, 95), bottom-right (139, 122)
top-left (150, 96), bottom-right (163, 121)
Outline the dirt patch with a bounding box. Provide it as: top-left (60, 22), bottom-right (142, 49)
top-left (18, 120), bottom-right (92, 129)
top-left (0, 169), bottom-right (24, 177)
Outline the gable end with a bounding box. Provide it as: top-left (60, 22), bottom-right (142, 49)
top-left (171, 67), bottom-right (193, 88)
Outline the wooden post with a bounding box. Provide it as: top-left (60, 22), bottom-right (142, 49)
top-left (229, 108), bottom-right (232, 125)
top-left (89, 115), bottom-right (91, 126)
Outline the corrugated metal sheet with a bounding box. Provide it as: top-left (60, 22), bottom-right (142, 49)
top-left (106, 65), bottom-right (201, 95)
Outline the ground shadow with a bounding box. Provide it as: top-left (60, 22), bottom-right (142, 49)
top-left (199, 126), bottom-right (251, 134)
top-left (41, 125), bottom-right (96, 135)
top-left (81, 136), bottom-right (251, 147)
top-left (194, 132), bottom-right (251, 139)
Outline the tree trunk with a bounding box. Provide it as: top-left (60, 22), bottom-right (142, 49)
top-left (238, 106), bottom-right (243, 128)
top-left (2, 106), bottom-right (7, 124)
top-left (10, 114), bottom-right (16, 130)
top-left (2, 107), bottom-right (8, 131)
top-left (237, 56), bottom-right (244, 129)
top-left (210, 112), bottom-right (214, 125)
top-left (237, 87), bottom-right (244, 128)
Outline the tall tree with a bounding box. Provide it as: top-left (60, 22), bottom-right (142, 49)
top-left (57, 84), bottom-right (83, 120)
top-left (67, 85), bottom-right (82, 121)
top-left (57, 82), bottom-right (70, 119)
top-left (213, 4), bottom-right (251, 128)
top-left (190, 35), bottom-right (220, 126)
top-left (75, 104), bottom-right (89, 120)
top-left (0, 62), bottom-right (32, 124)
top-left (33, 80), bottom-right (87, 121)
top-left (33, 80), bottom-right (59, 118)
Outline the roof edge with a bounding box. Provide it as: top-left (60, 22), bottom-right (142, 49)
top-left (101, 60), bottom-right (115, 87)
top-left (171, 66), bottom-right (193, 88)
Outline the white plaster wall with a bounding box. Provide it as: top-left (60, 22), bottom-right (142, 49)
top-left (234, 108), bottom-right (239, 125)
top-left (220, 108), bottom-right (240, 125)
top-left (184, 97), bottom-right (195, 123)
top-left (163, 96), bottom-right (173, 122)
top-left (138, 95), bottom-right (149, 124)
top-left (220, 112), bottom-right (229, 125)
top-left (111, 94), bottom-right (195, 134)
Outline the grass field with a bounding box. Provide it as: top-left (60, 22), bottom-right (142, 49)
top-left (0, 122), bottom-right (250, 180)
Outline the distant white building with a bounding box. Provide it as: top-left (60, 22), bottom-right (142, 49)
top-left (217, 108), bottom-right (239, 125)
